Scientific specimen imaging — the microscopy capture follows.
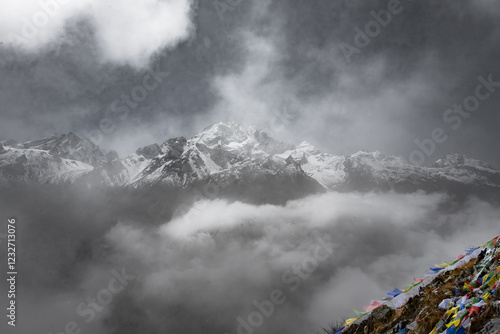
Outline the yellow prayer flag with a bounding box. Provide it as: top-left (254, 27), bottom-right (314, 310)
top-left (344, 317), bottom-right (359, 326)
top-left (446, 319), bottom-right (460, 328)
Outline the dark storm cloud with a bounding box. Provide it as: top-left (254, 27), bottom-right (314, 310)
top-left (207, 0), bottom-right (500, 166)
top-left (1, 0), bottom-right (499, 165)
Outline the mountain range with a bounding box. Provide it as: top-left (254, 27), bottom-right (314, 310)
top-left (2, 122), bottom-right (500, 202)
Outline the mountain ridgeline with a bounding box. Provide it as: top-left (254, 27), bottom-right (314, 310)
top-left (1, 122), bottom-right (500, 206)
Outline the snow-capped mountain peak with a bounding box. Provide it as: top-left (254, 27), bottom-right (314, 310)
top-left (0, 134), bottom-right (95, 184)
top-left (21, 132), bottom-right (109, 166)
top-left (432, 153), bottom-right (493, 170)
top-left (128, 122), bottom-right (300, 187)
top-left (192, 122), bottom-right (294, 156)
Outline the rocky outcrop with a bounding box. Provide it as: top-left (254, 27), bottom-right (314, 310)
top-left (136, 143), bottom-right (162, 159)
top-left (340, 236), bottom-right (500, 334)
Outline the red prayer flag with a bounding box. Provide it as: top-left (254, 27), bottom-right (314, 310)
top-left (363, 300), bottom-right (383, 311)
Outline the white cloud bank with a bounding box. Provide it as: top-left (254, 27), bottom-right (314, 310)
top-left (102, 192), bottom-right (500, 333)
top-left (0, 0), bottom-right (194, 67)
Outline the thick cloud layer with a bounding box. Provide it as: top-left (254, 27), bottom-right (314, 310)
top-left (1, 187), bottom-right (498, 334)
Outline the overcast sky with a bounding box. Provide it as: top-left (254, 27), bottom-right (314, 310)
top-left (0, 0), bottom-right (499, 167)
